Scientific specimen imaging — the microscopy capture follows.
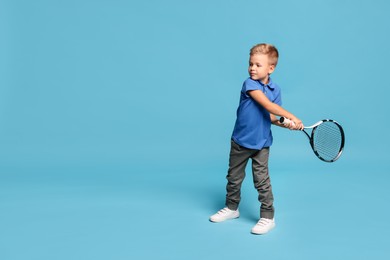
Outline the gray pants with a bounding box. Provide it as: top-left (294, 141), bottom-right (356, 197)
top-left (225, 140), bottom-right (275, 219)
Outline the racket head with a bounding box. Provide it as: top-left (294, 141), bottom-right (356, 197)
top-left (309, 119), bottom-right (345, 162)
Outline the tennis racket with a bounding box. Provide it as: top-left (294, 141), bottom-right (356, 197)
top-left (279, 117), bottom-right (345, 162)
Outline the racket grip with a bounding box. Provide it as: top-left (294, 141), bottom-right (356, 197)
top-left (279, 117), bottom-right (295, 126)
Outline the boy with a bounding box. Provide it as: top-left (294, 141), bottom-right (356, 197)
top-left (209, 43), bottom-right (303, 235)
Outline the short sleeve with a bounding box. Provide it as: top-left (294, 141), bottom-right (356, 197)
top-left (273, 90), bottom-right (282, 106)
top-left (242, 78), bottom-right (261, 98)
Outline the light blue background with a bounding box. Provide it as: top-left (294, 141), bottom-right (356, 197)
top-left (1, 0), bottom-right (389, 259)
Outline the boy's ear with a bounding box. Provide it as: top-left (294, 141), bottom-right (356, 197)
top-left (268, 64), bottom-right (276, 74)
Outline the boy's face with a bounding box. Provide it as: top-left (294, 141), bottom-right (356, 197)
top-left (248, 54), bottom-right (275, 83)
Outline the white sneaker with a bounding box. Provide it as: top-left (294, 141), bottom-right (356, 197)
top-left (209, 207), bottom-right (239, 223)
top-left (251, 218), bottom-right (275, 234)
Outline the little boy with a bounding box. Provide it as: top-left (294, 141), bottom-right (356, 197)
top-left (209, 43), bottom-right (303, 234)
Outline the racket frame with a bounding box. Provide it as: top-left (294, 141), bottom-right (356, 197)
top-left (280, 117), bottom-right (345, 162)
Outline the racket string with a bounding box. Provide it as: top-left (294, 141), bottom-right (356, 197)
top-left (312, 122), bottom-right (343, 161)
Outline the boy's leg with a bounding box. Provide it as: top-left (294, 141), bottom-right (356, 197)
top-left (225, 140), bottom-right (253, 210)
top-left (251, 147), bottom-right (274, 219)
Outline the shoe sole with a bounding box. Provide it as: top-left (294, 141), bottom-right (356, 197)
top-left (209, 213), bottom-right (240, 223)
top-left (251, 223), bottom-right (275, 235)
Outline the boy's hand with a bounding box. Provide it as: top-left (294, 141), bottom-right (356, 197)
top-left (287, 117), bottom-right (304, 130)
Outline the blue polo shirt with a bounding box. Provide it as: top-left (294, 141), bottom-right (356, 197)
top-left (231, 77), bottom-right (282, 150)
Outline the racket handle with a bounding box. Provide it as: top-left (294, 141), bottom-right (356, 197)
top-left (279, 117), bottom-right (296, 126)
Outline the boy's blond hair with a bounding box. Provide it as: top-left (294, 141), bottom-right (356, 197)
top-left (250, 43), bottom-right (279, 66)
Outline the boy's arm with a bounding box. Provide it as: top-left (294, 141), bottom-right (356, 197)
top-left (248, 90), bottom-right (303, 129)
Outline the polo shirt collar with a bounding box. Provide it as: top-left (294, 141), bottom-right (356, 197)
top-left (258, 77), bottom-right (275, 90)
